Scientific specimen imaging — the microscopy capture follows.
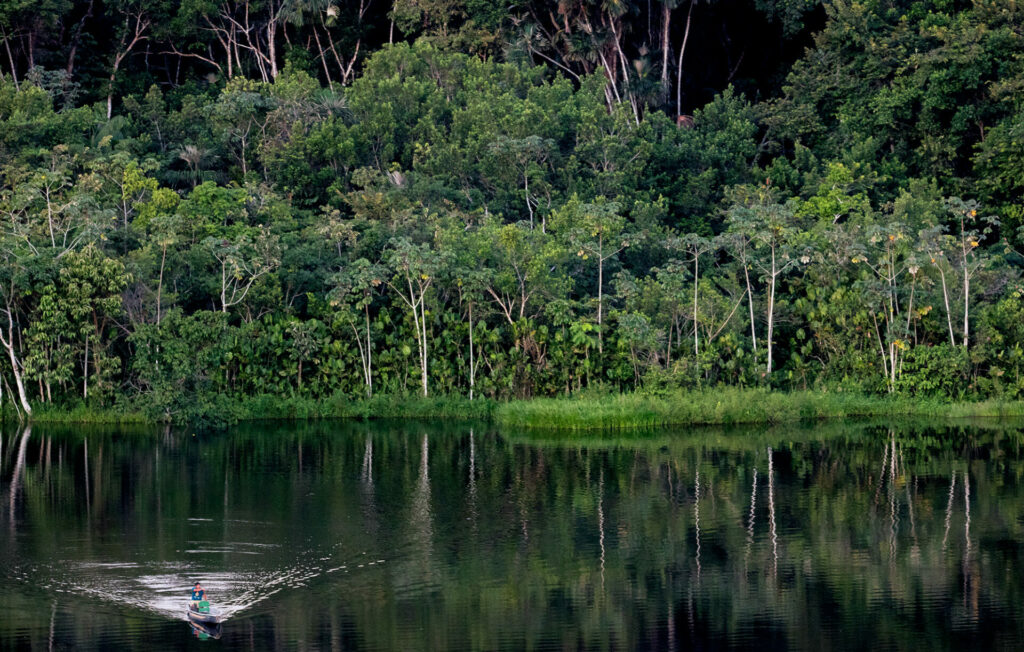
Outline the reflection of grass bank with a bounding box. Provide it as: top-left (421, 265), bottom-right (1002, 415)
top-left (493, 389), bottom-right (1024, 430)
top-left (15, 388), bottom-right (1024, 430)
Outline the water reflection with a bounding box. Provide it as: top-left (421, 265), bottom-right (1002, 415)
top-left (1, 419), bottom-right (1024, 650)
top-left (189, 620), bottom-right (222, 640)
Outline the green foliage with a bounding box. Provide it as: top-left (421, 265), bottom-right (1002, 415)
top-left (0, 0), bottom-right (1022, 426)
top-left (894, 344), bottom-right (971, 399)
top-left (129, 310), bottom-right (230, 421)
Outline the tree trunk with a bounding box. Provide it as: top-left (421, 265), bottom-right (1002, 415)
top-left (598, 251), bottom-right (602, 354)
top-left (349, 315), bottom-right (371, 398)
top-left (406, 278), bottom-right (429, 397)
top-left (766, 246), bottom-right (776, 375)
top-left (156, 244), bottom-right (166, 325)
top-left (107, 67), bottom-right (119, 120)
top-left (312, 27), bottom-right (334, 88)
top-left (366, 303), bottom-right (373, 398)
top-left (693, 253), bottom-right (699, 357)
top-left (83, 333), bottom-right (89, 399)
top-left (107, 14), bottom-right (150, 120)
top-left (872, 311), bottom-right (890, 392)
top-left (468, 301), bottom-right (475, 400)
top-left (890, 340), bottom-right (897, 389)
top-left (1, 27), bottom-right (18, 89)
top-left (220, 261), bottom-right (228, 313)
top-left (66, 0), bottom-right (96, 75)
top-left (523, 173), bottom-right (534, 229)
top-left (660, 2), bottom-right (671, 92)
top-left (267, 24), bottom-right (279, 79)
top-left (665, 314), bottom-right (673, 368)
top-left (599, 50), bottom-right (622, 105)
top-left (676, 0), bottom-right (693, 118)
top-left (937, 265), bottom-right (955, 347)
top-left (420, 292), bottom-right (429, 397)
top-left (608, 17), bottom-right (640, 125)
top-left (1, 314), bottom-right (32, 415)
top-left (962, 265), bottom-right (970, 348)
top-left (744, 262), bottom-right (757, 352)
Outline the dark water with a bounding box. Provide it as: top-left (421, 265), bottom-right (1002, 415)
top-left (2, 419), bottom-right (1024, 650)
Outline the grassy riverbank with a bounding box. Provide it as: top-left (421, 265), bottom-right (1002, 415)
top-left (492, 389), bottom-right (1024, 430)
top-left (21, 393), bottom-right (497, 427)
top-left (10, 388), bottom-right (1024, 430)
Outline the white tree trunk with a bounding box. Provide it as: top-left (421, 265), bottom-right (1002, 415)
top-left (366, 305), bottom-right (373, 398)
top-left (744, 263), bottom-right (757, 352)
top-left (468, 301), bottom-right (475, 400)
top-left (675, 0), bottom-right (693, 118)
top-left (597, 233), bottom-right (604, 355)
top-left (693, 254), bottom-right (699, 357)
top-left (963, 271), bottom-right (970, 348)
top-left (420, 294), bottom-right (429, 397)
top-left (937, 266), bottom-right (956, 347)
top-left (766, 247), bottom-right (776, 375)
top-left (1, 310), bottom-right (32, 415)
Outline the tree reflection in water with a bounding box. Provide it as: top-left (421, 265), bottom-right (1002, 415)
top-left (1, 419), bottom-right (1023, 650)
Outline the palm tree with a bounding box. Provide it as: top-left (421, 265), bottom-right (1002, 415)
top-left (178, 145), bottom-right (212, 188)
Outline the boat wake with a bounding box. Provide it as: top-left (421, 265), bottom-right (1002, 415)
top-left (8, 545), bottom-right (386, 623)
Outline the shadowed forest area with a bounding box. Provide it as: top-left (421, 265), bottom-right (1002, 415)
top-left (0, 0), bottom-right (1023, 423)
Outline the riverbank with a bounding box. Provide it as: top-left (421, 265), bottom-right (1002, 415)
top-left (9, 388), bottom-right (1024, 430)
top-left (493, 389), bottom-right (1024, 430)
top-left (20, 394), bottom-right (497, 427)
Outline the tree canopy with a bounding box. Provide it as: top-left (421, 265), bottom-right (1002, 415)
top-left (0, 0), bottom-right (1022, 422)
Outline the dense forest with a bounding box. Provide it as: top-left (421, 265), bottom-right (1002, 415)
top-left (0, 0), bottom-right (1022, 422)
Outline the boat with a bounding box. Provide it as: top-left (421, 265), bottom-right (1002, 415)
top-left (186, 599), bottom-right (223, 625)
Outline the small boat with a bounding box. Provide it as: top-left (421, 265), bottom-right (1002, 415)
top-left (186, 600), bottom-right (223, 625)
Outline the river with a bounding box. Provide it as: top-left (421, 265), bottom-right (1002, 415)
top-left (2, 419), bottom-right (1022, 650)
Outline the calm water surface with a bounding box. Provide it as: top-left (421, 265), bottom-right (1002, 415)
top-left (2, 419), bottom-right (1024, 650)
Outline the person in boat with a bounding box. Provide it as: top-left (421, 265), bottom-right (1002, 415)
top-left (190, 582), bottom-right (205, 611)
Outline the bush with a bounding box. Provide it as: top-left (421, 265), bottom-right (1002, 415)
top-left (894, 344), bottom-right (971, 399)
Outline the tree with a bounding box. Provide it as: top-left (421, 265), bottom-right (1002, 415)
top-left (722, 229), bottom-right (758, 354)
top-left (442, 222), bottom-right (490, 400)
top-left (665, 233), bottom-right (715, 357)
top-left (0, 270), bottom-right (32, 415)
top-left (945, 198), bottom-right (997, 349)
top-left (210, 78), bottom-right (276, 178)
top-left (44, 245), bottom-right (131, 400)
top-left (328, 257), bottom-right (384, 397)
top-left (726, 186), bottom-right (802, 376)
top-left (384, 236), bottom-right (444, 397)
top-left (106, 1), bottom-right (153, 119)
top-left (555, 197), bottom-right (639, 355)
top-left (140, 191), bottom-right (184, 325)
top-left (851, 221), bottom-right (918, 393)
top-left (287, 318), bottom-right (319, 391)
top-left (486, 135), bottom-right (553, 231)
top-left (204, 227), bottom-right (281, 315)
top-left (475, 218), bottom-right (567, 329)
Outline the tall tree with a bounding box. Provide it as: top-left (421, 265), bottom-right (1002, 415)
top-left (384, 236), bottom-right (444, 397)
top-left (726, 187), bottom-right (802, 375)
top-left (556, 197), bottom-right (638, 356)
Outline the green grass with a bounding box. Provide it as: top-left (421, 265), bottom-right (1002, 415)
top-left (12, 388), bottom-right (1024, 431)
top-left (493, 388), bottom-right (1024, 430)
top-left (234, 392), bottom-right (496, 422)
top-left (17, 393), bottom-right (496, 426)
top-left (17, 403), bottom-right (150, 425)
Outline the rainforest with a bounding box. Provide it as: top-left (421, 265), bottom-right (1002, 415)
top-left (0, 0), bottom-right (1022, 425)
